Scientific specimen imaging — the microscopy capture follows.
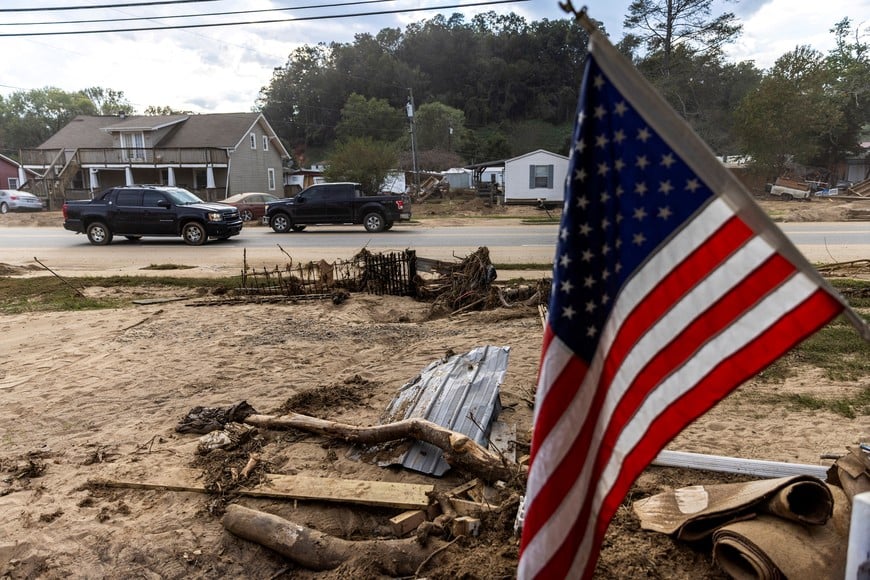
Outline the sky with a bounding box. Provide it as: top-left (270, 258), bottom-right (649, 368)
top-left (0, 0), bottom-right (867, 114)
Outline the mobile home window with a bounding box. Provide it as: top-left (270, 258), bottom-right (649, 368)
top-left (267, 168), bottom-right (276, 191)
top-left (250, 133), bottom-right (257, 149)
top-left (8, 177), bottom-right (19, 189)
top-left (262, 136), bottom-right (269, 151)
top-left (529, 164), bottom-right (554, 189)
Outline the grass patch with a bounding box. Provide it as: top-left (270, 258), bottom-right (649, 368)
top-left (750, 388), bottom-right (870, 419)
top-left (492, 262), bottom-right (552, 271)
top-left (0, 275), bottom-right (240, 314)
top-left (751, 278), bottom-right (870, 383)
top-left (141, 264), bottom-right (197, 271)
top-left (760, 316), bottom-right (870, 383)
top-left (828, 277), bottom-right (870, 309)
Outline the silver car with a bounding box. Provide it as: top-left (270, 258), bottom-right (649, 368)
top-left (0, 190), bottom-right (44, 213)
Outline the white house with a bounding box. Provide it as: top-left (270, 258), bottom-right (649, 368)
top-left (503, 149), bottom-right (568, 204)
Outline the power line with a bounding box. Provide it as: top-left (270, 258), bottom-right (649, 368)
top-left (0, 0), bottom-right (223, 12)
top-left (0, 0), bottom-right (529, 37)
top-left (4, 0), bottom-right (395, 27)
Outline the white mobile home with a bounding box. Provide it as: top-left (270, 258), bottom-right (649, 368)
top-left (503, 149), bottom-right (568, 204)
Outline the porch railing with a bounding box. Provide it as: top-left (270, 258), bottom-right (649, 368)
top-left (20, 147), bottom-right (230, 167)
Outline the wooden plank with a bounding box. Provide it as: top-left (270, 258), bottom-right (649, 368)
top-left (92, 468), bottom-right (433, 510)
top-left (390, 510), bottom-right (428, 536)
top-left (249, 474), bottom-right (432, 509)
top-left (445, 478), bottom-right (480, 498)
top-left (489, 421), bottom-right (516, 464)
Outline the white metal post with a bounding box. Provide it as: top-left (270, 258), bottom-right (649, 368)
top-left (846, 491), bottom-right (870, 580)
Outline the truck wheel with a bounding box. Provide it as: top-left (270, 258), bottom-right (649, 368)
top-left (782, 193), bottom-right (794, 201)
top-left (363, 212), bottom-right (385, 232)
top-left (182, 222), bottom-right (207, 245)
top-left (87, 222), bottom-right (113, 245)
top-left (291, 225), bottom-right (307, 232)
top-left (270, 213), bottom-right (291, 233)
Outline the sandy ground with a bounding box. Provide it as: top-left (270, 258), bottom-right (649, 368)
top-left (1, 198), bottom-right (869, 578)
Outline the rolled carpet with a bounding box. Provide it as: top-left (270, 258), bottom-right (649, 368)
top-left (711, 485), bottom-right (850, 580)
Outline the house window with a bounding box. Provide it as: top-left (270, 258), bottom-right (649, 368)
top-left (250, 133), bottom-right (257, 149)
top-left (7, 177), bottom-right (19, 189)
top-left (529, 164), bottom-right (555, 189)
top-left (122, 132), bottom-right (146, 161)
top-left (263, 136), bottom-right (269, 151)
top-left (267, 168), bottom-right (276, 190)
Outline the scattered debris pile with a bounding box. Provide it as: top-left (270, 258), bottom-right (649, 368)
top-left (230, 245), bottom-right (549, 315)
top-left (88, 346), bottom-right (527, 575)
top-left (847, 178), bottom-right (870, 197)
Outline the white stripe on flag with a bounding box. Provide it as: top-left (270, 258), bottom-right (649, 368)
top-left (522, 232), bottom-right (776, 571)
top-left (527, 199), bottom-right (735, 500)
top-left (566, 271), bottom-right (824, 578)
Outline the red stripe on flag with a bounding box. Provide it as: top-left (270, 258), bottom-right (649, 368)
top-left (573, 289), bottom-right (842, 579)
top-left (522, 217), bottom-right (752, 548)
top-left (528, 349), bottom-right (589, 466)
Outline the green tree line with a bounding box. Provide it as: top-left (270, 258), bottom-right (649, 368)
top-left (1, 2), bottom-right (867, 189)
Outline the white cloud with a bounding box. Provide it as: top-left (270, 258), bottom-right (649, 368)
top-left (724, 0), bottom-right (869, 69)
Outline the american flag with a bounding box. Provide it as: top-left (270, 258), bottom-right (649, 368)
top-left (517, 23), bottom-right (868, 580)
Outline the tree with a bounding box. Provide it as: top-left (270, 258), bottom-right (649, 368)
top-left (0, 87), bottom-right (100, 152)
top-left (823, 18), bottom-right (870, 168)
top-left (144, 105), bottom-right (195, 115)
top-left (636, 46), bottom-right (760, 154)
top-left (623, 0), bottom-right (741, 75)
top-left (323, 137), bottom-right (398, 194)
top-left (335, 94), bottom-right (404, 143)
top-left (734, 46), bottom-right (843, 176)
top-left (413, 101), bottom-right (466, 151)
top-left (81, 87), bottom-right (133, 115)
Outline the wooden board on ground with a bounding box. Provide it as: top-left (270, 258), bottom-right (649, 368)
top-left (92, 467), bottom-right (433, 510)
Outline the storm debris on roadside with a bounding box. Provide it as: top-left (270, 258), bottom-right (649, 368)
top-left (215, 246), bottom-right (548, 315)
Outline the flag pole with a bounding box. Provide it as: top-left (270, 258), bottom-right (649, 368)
top-left (558, 2), bottom-right (596, 33)
top-left (558, 2), bottom-right (870, 342)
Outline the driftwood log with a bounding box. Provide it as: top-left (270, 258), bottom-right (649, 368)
top-left (222, 504), bottom-right (449, 575)
top-left (243, 412), bottom-right (526, 483)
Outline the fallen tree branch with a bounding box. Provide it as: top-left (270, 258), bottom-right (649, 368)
top-left (222, 504), bottom-right (450, 575)
top-left (243, 413), bottom-right (526, 483)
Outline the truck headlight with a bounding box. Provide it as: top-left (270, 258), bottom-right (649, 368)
top-left (207, 212), bottom-right (222, 222)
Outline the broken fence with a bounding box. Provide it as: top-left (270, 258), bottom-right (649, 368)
top-left (239, 248), bottom-right (418, 298)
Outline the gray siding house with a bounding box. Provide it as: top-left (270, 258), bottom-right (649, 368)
top-left (20, 112), bottom-right (290, 207)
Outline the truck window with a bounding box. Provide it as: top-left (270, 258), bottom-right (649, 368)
top-left (320, 185), bottom-right (351, 201)
top-left (115, 191), bottom-right (142, 207)
top-left (143, 191), bottom-right (168, 207)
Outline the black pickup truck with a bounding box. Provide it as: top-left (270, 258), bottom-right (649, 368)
top-left (263, 182), bottom-right (411, 233)
top-left (62, 185), bottom-right (243, 245)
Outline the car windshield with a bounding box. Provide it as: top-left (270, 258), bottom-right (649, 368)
top-left (163, 188), bottom-right (205, 205)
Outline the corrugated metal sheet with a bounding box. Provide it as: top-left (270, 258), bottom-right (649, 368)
top-left (375, 345), bottom-right (509, 476)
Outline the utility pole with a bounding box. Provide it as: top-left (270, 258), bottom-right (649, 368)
top-left (406, 89), bottom-right (420, 196)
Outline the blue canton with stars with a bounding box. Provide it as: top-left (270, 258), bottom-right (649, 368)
top-left (550, 54), bottom-right (716, 361)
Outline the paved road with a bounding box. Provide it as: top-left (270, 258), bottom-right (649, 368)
top-left (0, 220), bottom-right (867, 278)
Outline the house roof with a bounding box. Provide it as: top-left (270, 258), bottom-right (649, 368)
top-left (37, 112), bottom-right (290, 159)
top-left (506, 148), bottom-right (568, 163)
top-left (100, 115), bottom-right (188, 132)
top-left (0, 152), bottom-right (40, 176)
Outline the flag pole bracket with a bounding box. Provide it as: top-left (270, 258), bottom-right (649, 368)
top-left (558, 1), bottom-right (597, 34)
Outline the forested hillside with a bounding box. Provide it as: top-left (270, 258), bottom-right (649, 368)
top-left (1, 3), bottom-right (866, 180)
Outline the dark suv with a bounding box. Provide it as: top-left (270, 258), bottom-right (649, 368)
top-left (62, 185), bottom-right (243, 245)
